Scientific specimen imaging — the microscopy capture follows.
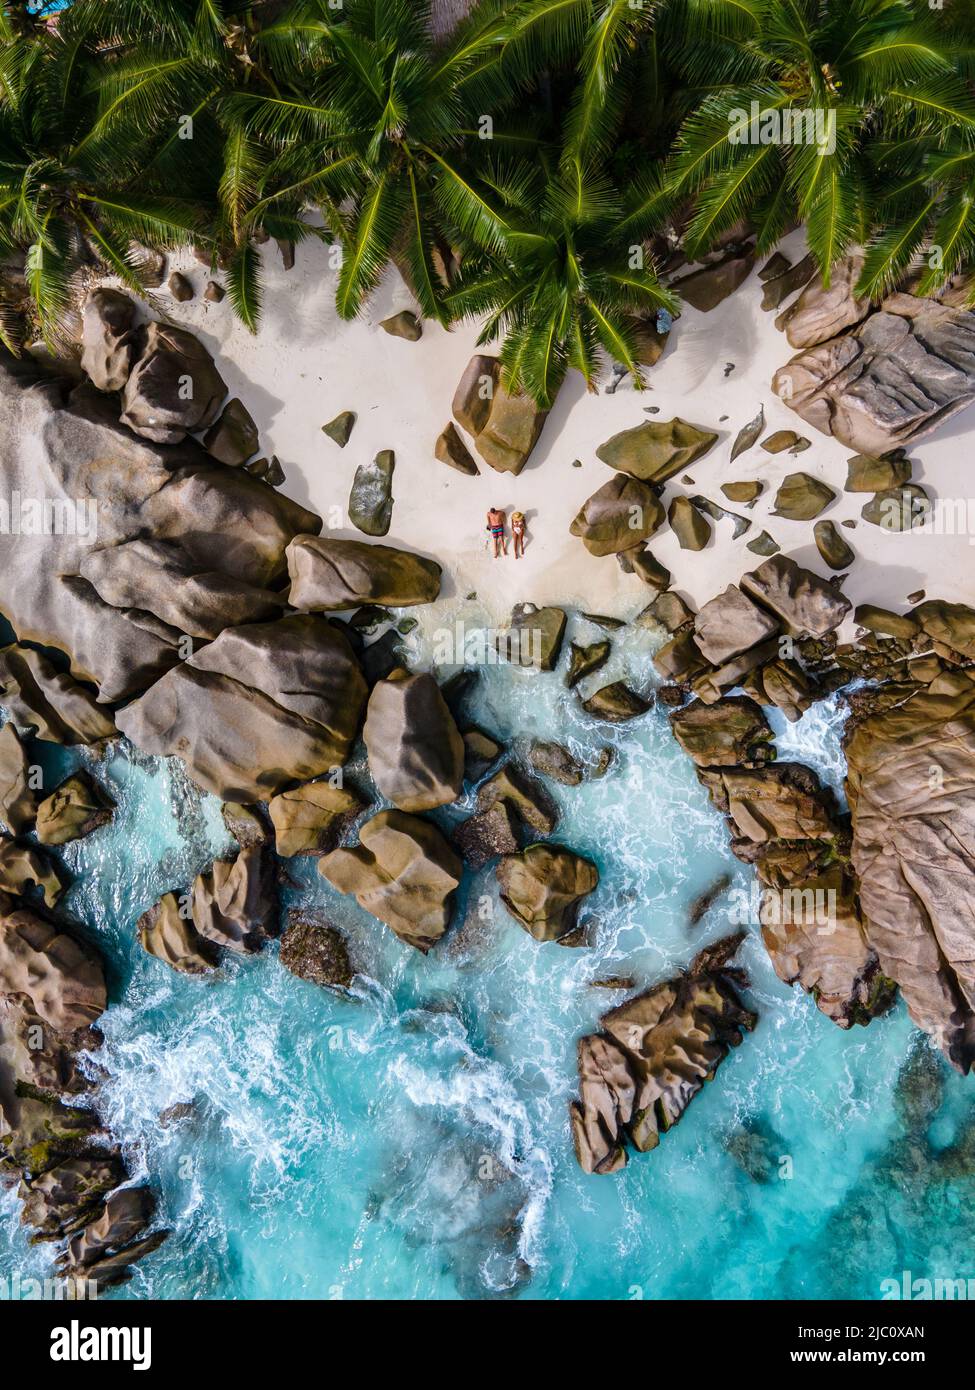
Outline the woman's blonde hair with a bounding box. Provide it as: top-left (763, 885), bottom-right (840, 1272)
top-left (512, 511), bottom-right (525, 521)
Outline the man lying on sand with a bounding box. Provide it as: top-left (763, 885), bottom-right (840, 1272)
top-left (486, 507), bottom-right (507, 557)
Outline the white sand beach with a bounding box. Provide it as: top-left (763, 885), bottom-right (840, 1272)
top-left (163, 227), bottom-right (975, 639)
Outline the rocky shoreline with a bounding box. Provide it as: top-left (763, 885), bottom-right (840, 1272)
top-left (3, 265), bottom-right (975, 1286)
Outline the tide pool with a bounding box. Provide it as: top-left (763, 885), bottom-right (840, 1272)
top-left (2, 628), bottom-right (974, 1302)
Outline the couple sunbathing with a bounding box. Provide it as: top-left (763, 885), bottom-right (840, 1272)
top-left (486, 508), bottom-right (526, 559)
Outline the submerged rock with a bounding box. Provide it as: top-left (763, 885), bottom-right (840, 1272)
top-left (287, 536), bottom-right (442, 611)
top-left (477, 763), bottom-right (558, 836)
top-left (570, 936), bottom-right (756, 1174)
top-left (527, 741), bottom-right (584, 786)
top-left (320, 810), bottom-right (462, 953)
top-left (497, 843), bottom-right (598, 942)
top-left (279, 912), bottom-right (355, 991)
top-left (565, 639), bottom-right (611, 689)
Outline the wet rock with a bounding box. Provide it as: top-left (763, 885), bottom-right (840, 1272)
top-left (740, 555), bottom-right (851, 636)
top-left (80, 289), bottom-right (137, 392)
top-left (497, 843), bottom-right (598, 942)
top-left (747, 658), bottom-right (817, 722)
top-left (497, 604), bottom-right (566, 672)
top-left (845, 453), bottom-right (912, 492)
top-left (137, 891), bottom-right (218, 974)
top-left (117, 615), bottom-right (367, 802)
top-left (268, 780), bottom-right (365, 857)
top-left (566, 639), bottom-right (611, 689)
top-left (653, 631), bottom-right (709, 683)
top-left (772, 292), bottom-right (975, 455)
top-left (287, 536), bottom-right (442, 611)
top-left (461, 727), bottom-right (501, 783)
top-left (596, 418), bottom-right (718, 484)
top-left (19, 1151), bottom-right (126, 1238)
top-left (60, 1186), bottom-right (156, 1272)
top-left (221, 801), bottom-right (272, 849)
top-left (350, 449), bottom-right (395, 536)
top-left (35, 772), bottom-right (115, 846)
top-left (721, 480), bottom-right (763, 506)
top-left (861, 484), bottom-right (930, 530)
top-left (279, 912), bottom-right (354, 990)
top-left (582, 682), bottom-right (652, 722)
top-left (0, 903), bottom-right (106, 1032)
top-left (453, 801), bottom-right (520, 869)
top-left (191, 845), bottom-right (276, 954)
top-left (322, 410), bottom-right (356, 448)
top-left (570, 936), bottom-right (756, 1173)
top-left (772, 472), bottom-right (835, 520)
top-left (435, 422), bottom-right (478, 475)
top-left (320, 810), bottom-right (462, 952)
top-left (814, 519), bottom-right (855, 571)
top-left (671, 246), bottom-right (755, 311)
top-left (0, 646), bottom-right (115, 746)
top-left (381, 310), bottom-right (422, 341)
top-left (528, 741), bottom-right (584, 786)
top-left (670, 696), bottom-right (774, 768)
top-left (477, 763), bottom-right (558, 835)
top-left (746, 530), bottom-right (779, 556)
top-left (167, 271), bottom-right (193, 302)
top-left (0, 838), bottom-right (65, 907)
top-left (688, 873), bottom-right (732, 926)
top-left (668, 495), bottom-right (710, 550)
top-left (693, 585), bottom-right (780, 666)
top-left (783, 255), bottom-right (870, 348)
top-left (644, 591), bottom-right (695, 633)
top-left (570, 474), bottom-right (664, 555)
top-left (363, 670), bottom-right (464, 813)
top-left (121, 322), bottom-right (227, 443)
top-left (203, 398), bottom-right (259, 466)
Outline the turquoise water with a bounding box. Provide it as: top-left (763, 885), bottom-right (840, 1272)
top-left (3, 618), bottom-right (975, 1301)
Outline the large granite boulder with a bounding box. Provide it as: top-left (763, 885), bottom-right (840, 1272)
top-left (781, 254), bottom-right (870, 349)
top-left (286, 536), bottom-right (442, 611)
top-left (363, 670), bottom-right (464, 812)
top-left (740, 555), bottom-right (851, 637)
top-left (35, 772), bottom-right (115, 846)
top-left (693, 585), bottom-right (780, 666)
top-left (0, 353), bottom-right (319, 702)
top-left (476, 762), bottom-right (558, 835)
top-left (596, 418), bottom-right (718, 484)
top-left (267, 780), bottom-right (364, 857)
top-left (670, 696), bottom-right (774, 768)
top-left (80, 289), bottom-right (138, 392)
top-left (845, 671), bottom-right (975, 1071)
top-left (496, 843), bottom-right (598, 942)
top-left (452, 354), bottom-right (548, 475)
top-left (0, 838), bottom-right (65, 907)
top-left (116, 615), bottom-right (367, 801)
top-left (0, 723), bottom-right (37, 835)
top-left (120, 322), bottom-right (226, 443)
top-left (320, 810), bottom-right (462, 952)
top-left (699, 762), bottom-right (840, 848)
top-left (19, 1152), bottom-right (126, 1238)
top-left (671, 247), bottom-right (755, 312)
top-left (773, 292), bottom-right (975, 454)
top-left (496, 604), bottom-right (567, 672)
top-left (0, 905), bottom-right (106, 1032)
top-left (191, 845), bottom-right (276, 954)
top-left (569, 936), bottom-right (756, 1174)
top-left (0, 646), bottom-right (115, 745)
top-left (569, 474), bottom-right (664, 555)
top-left (137, 891), bottom-right (218, 974)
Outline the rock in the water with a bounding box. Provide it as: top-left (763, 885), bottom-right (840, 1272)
top-left (221, 800), bottom-right (272, 848)
top-left (671, 696), bottom-right (774, 768)
top-left (772, 472), bottom-right (836, 520)
top-left (320, 810), bottom-right (461, 953)
top-left (363, 670), bottom-right (464, 813)
top-left (191, 845), bottom-right (276, 954)
top-left (0, 838), bottom-right (65, 907)
top-left (773, 292), bottom-right (975, 454)
top-left (693, 585), bottom-right (780, 666)
top-left (671, 246), bottom-right (755, 311)
top-left (268, 781), bottom-right (364, 857)
top-left (528, 741), bottom-right (584, 786)
top-left (322, 411), bottom-right (356, 448)
top-left (19, 1152), bottom-right (127, 1238)
top-left (137, 892), bottom-right (218, 974)
top-left (350, 449), bottom-right (395, 536)
top-left (80, 289), bottom-right (137, 392)
top-left (845, 453), bottom-right (912, 492)
top-left (497, 604), bottom-right (566, 672)
top-left (566, 639), bottom-right (610, 689)
top-left (783, 255), bottom-right (870, 348)
top-left (287, 536), bottom-right (441, 611)
top-left (116, 615), bottom-right (368, 801)
top-left (0, 646), bottom-right (115, 746)
top-left (643, 591), bottom-right (694, 633)
top-left (569, 937), bottom-right (756, 1173)
top-left (435, 422), bottom-right (478, 475)
top-left (668, 495), bottom-right (711, 550)
top-left (570, 474), bottom-right (664, 555)
top-left (203, 398), bottom-right (259, 467)
top-left (453, 800), bottom-right (520, 869)
top-left (740, 555), bottom-right (851, 636)
top-left (497, 843), bottom-right (598, 941)
top-left (279, 911), bottom-right (354, 990)
top-left (121, 321), bottom-right (227, 443)
top-left (380, 310), bottom-right (422, 341)
top-left (582, 682), bottom-right (652, 722)
top-left (699, 762), bottom-right (840, 846)
top-left (814, 519), bottom-right (855, 570)
top-left (596, 418), bottom-right (718, 484)
top-left (0, 903), bottom-right (106, 1032)
top-left (477, 763), bottom-right (558, 835)
top-left (461, 727), bottom-right (501, 783)
top-left (35, 772), bottom-right (115, 846)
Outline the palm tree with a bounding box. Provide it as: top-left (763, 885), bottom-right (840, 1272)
top-left (0, 9), bottom-right (210, 349)
top-left (657, 0), bottom-right (975, 294)
top-left (441, 151), bottom-right (679, 407)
